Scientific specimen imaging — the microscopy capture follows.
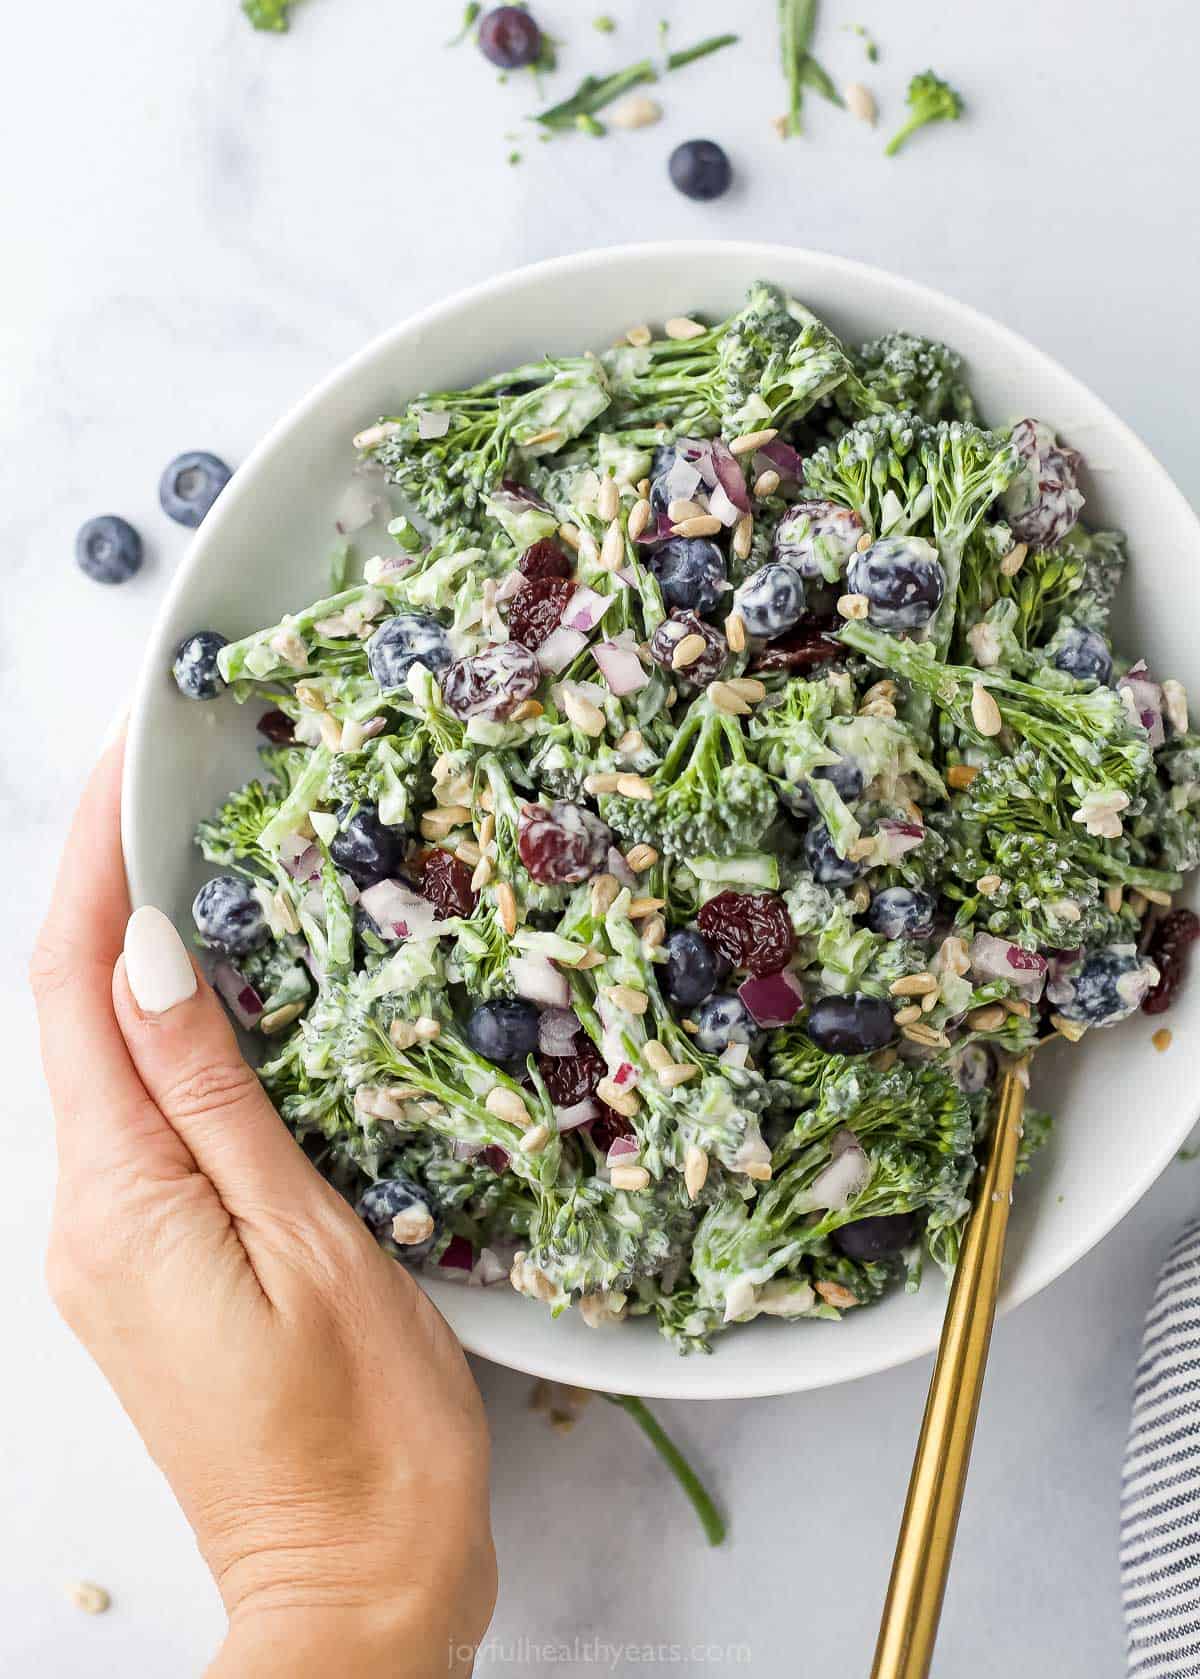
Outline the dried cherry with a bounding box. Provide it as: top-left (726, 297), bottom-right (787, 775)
top-left (649, 611), bottom-right (728, 687)
top-left (749, 624), bottom-right (841, 674)
top-left (418, 848), bottom-right (478, 918)
top-left (538, 1039), bottom-right (605, 1108)
top-left (1143, 909), bottom-right (1200, 1015)
top-left (442, 640), bottom-right (541, 721)
top-left (518, 801), bottom-right (613, 884)
top-left (589, 1107), bottom-right (635, 1155)
top-left (518, 539), bottom-right (573, 582)
top-left (508, 576), bottom-right (575, 649)
top-left (697, 890), bottom-right (796, 977)
top-left (257, 708), bottom-right (295, 743)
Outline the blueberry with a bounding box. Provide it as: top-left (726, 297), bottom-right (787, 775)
top-left (172, 630), bottom-right (228, 700)
top-left (366, 613), bottom-right (452, 690)
top-left (330, 803), bottom-right (406, 889)
top-left (694, 993), bottom-right (759, 1055)
top-left (733, 563), bottom-right (806, 640)
top-left (649, 537), bottom-right (727, 615)
top-left (806, 993), bottom-right (895, 1055)
top-left (466, 998), bottom-right (540, 1064)
top-left (355, 1175), bottom-right (441, 1263)
top-left (664, 928), bottom-right (724, 1008)
top-left (1052, 624), bottom-right (1113, 685)
top-left (158, 451), bottom-right (232, 528)
top-left (804, 820), bottom-right (861, 887)
top-left (865, 886), bottom-right (936, 941)
top-left (668, 139), bottom-right (733, 202)
top-left (1047, 945), bottom-right (1159, 1027)
top-left (814, 756), bottom-right (865, 803)
top-left (648, 444), bottom-right (679, 516)
top-left (833, 1211), bottom-right (918, 1260)
top-left (193, 874), bottom-right (268, 956)
top-left (75, 515), bottom-right (143, 584)
top-left (846, 536), bottom-right (945, 632)
top-left (478, 6), bottom-right (542, 68)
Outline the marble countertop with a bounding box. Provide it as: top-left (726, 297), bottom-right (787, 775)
top-left (5, 0), bottom-right (1198, 1671)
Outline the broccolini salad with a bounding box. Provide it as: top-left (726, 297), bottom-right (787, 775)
top-left (172, 283), bottom-right (1198, 1353)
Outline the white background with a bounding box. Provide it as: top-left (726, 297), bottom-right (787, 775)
top-left (3, 1), bottom-right (1197, 1673)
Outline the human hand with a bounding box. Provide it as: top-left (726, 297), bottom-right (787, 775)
top-left (30, 741), bottom-right (496, 1677)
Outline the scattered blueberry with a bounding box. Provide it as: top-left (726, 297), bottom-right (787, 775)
top-left (846, 536), bottom-right (945, 632)
top-left (804, 819), bottom-right (862, 887)
top-left (693, 993), bottom-right (759, 1055)
top-left (192, 874), bottom-right (268, 956)
top-left (649, 537), bottom-right (727, 616)
top-left (366, 613), bottom-right (452, 689)
top-left (669, 139), bottom-right (733, 202)
top-left (865, 886), bottom-right (936, 941)
top-left (158, 451), bottom-right (232, 529)
top-left (813, 756), bottom-right (865, 803)
top-left (833, 1212), bottom-right (918, 1260)
top-left (1047, 945), bottom-right (1160, 1027)
top-left (466, 998), bottom-right (541, 1064)
top-left (172, 630), bottom-right (228, 701)
top-left (1052, 624), bottom-right (1113, 685)
top-left (806, 993), bottom-right (895, 1055)
top-left (75, 515), bottom-right (143, 585)
top-left (355, 1175), bottom-right (441, 1263)
top-left (478, 6), bottom-right (542, 69)
top-left (664, 928), bottom-right (724, 1008)
top-left (330, 803), bottom-right (406, 889)
top-left (733, 563), bottom-right (806, 640)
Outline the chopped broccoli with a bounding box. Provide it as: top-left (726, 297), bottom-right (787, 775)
top-left (851, 331), bottom-right (976, 424)
top-left (885, 71), bottom-right (965, 157)
top-left (243, 0), bottom-right (294, 30)
top-left (600, 696), bottom-right (778, 861)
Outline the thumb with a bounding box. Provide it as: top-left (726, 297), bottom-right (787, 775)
top-left (113, 906), bottom-right (321, 1218)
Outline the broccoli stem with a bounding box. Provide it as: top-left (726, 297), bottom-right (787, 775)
top-left (533, 34), bottom-right (738, 131)
top-left (604, 1395), bottom-right (726, 1546)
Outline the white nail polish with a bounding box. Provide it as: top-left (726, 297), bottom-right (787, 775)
top-left (124, 906), bottom-right (197, 1015)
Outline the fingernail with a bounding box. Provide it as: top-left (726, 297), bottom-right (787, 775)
top-left (124, 906), bottom-right (197, 1015)
top-left (99, 705), bottom-right (129, 757)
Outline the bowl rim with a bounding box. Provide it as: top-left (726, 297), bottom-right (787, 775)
top-left (123, 240), bottom-right (1200, 1399)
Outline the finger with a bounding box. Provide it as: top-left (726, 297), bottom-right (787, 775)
top-left (112, 907), bottom-right (324, 1218)
top-left (30, 737), bottom-right (189, 1174)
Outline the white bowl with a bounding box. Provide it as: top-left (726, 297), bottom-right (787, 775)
top-left (124, 242), bottom-right (1200, 1400)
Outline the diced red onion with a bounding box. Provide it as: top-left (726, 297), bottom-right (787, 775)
top-left (970, 932), bottom-right (1048, 992)
top-left (562, 588), bottom-right (611, 633)
top-left (417, 409), bottom-right (451, 441)
top-left (281, 841), bottom-right (322, 882)
top-left (614, 567), bottom-right (638, 589)
top-left (758, 438), bottom-right (804, 481)
top-left (509, 952), bottom-right (570, 1008)
top-left (538, 1007), bottom-right (583, 1057)
top-left (808, 1139), bottom-right (871, 1211)
top-left (498, 479), bottom-right (551, 511)
top-left (1119, 670), bottom-right (1165, 750)
top-left (634, 509), bottom-right (675, 548)
top-left (707, 482), bottom-right (742, 528)
top-left (494, 570), bottom-right (527, 604)
top-left (611, 1060), bottom-right (637, 1089)
top-left (535, 626), bottom-right (588, 674)
top-left (738, 969), bottom-right (806, 1027)
top-left (555, 1098), bottom-right (600, 1132)
top-left (708, 436), bottom-right (751, 514)
top-left (337, 872), bottom-right (361, 906)
top-left (334, 478), bottom-right (381, 535)
top-left (607, 847), bottom-right (638, 890)
top-left (438, 1235), bottom-right (475, 1271)
top-left (606, 1136), bottom-right (640, 1167)
top-left (451, 1139), bottom-right (483, 1162)
top-left (213, 963), bottom-right (265, 1029)
top-left (720, 1043), bottom-right (749, 1069)
top-left (664, 454), bottom-right (703, 505)
top-left (593, 639), bottom-right (649, 696)
top-left (358, 879), bottom-right (449, 942)
top-left (877, 819), bottom-right (926, 862)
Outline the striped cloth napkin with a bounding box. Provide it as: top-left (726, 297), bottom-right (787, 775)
top-left (1123, 1219), bottom-right (1200, 1676)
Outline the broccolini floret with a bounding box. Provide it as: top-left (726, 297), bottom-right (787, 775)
top-left (885, 71), bottom-right (965, 157)
top-left (851, 330), bottom-right (977, 423)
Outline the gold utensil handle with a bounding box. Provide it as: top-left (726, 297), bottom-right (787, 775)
top-left (870, 1067), bottom-right (1028, 1679)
